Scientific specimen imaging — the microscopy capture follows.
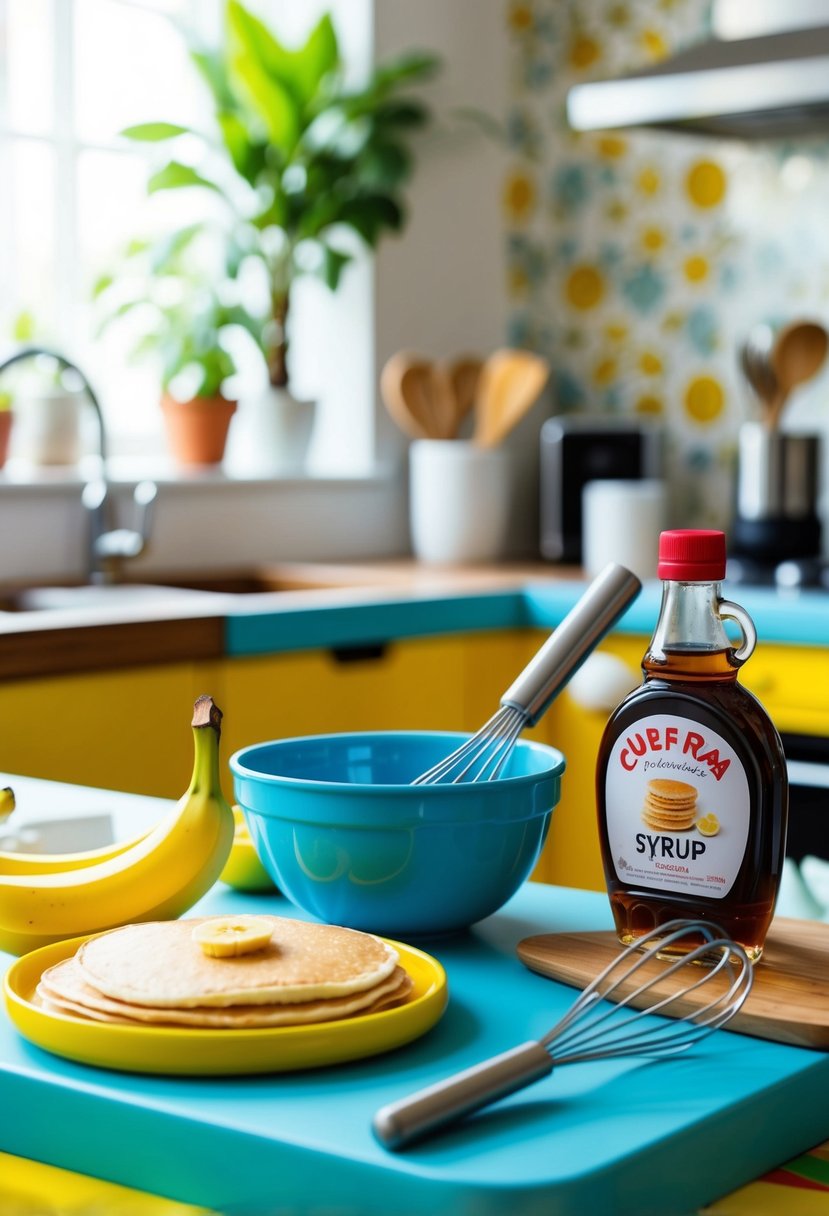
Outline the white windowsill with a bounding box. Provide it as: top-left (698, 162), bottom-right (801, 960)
top-left (0, 456), bottom-right (400, 494)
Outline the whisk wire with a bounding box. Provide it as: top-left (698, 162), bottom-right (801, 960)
top-left (543, 922), bottom-right (752, 1064)
top-left (411, 705), bottom-right (525, 785)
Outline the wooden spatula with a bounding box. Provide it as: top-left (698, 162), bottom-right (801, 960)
top-left (473, 349), bottom-right (550, 448)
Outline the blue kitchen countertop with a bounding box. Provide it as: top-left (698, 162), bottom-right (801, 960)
top-left (0, 778), bottom-right (828, 1216)
top-left (225, 577), bottom-right (829, 656)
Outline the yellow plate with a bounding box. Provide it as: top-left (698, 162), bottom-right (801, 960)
top-left (3, 935), bottom-right (448, 1076)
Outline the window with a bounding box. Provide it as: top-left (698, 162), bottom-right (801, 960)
top-left (1, 0), bottom-right (377, 473)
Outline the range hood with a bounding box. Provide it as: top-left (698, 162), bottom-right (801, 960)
top-left (566, 0), bottom-right (829, 139)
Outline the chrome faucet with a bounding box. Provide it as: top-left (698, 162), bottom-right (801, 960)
top-left (0, 346), bottom-right (157, 584)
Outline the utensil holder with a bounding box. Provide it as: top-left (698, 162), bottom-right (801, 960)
top-left (733, 423), bottom-right (821, 561)
top-left (409, 440), bottom-right (511, 564)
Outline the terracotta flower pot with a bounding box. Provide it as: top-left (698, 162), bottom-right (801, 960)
top-left (0, 411), bottom-right (12, 469)
top-left (161, 394), bottom-right (237, 466)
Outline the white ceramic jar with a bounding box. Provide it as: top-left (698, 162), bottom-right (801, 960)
top-left (409, 440), bottom-right (511, 564)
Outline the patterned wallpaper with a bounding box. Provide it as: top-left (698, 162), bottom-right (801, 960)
top-left (503, 0), bottom-right (829, 527)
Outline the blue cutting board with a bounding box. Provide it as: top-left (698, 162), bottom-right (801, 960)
top-left (2, 883), bottom-right (828, 1216)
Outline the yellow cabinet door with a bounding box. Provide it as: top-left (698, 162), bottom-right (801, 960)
top-left (221, 636), bottom-right (473, 760)
top-left (534, 634), bottom-right (643, 891)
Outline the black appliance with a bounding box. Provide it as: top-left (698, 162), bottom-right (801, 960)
top-left (732, 422), bottom-right (822, 566)
top-left (539, 417), bottom-right (663, 563)
top-left (784, 734), bottom-right (829, 862)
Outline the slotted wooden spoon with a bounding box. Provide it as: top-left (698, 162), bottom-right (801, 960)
top-left (473, 349), bottom-right (550, 448)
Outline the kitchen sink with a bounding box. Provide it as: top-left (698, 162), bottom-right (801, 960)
top-left (0, 566), bottom-right (386, 613)
top-left (0, 584), bottom-right (225, 613)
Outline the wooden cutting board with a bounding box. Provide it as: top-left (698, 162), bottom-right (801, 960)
top-left (517, 917), bottom-right (829, 1050)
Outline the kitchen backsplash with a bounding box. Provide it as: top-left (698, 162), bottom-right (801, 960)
top-left (504, 0), bottom-right (829, 529)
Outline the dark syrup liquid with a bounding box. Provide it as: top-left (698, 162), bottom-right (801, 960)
top-left (597, 645), bottom-right (788, 961)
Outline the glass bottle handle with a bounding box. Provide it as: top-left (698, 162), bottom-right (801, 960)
top-left (718, 599), bottom-right (756, 666)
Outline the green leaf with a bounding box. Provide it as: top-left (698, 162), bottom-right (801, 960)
top-left (191, 48), bottom-right (237, 110)
top-left (91, 274), bottom-right (114, 300)
top-left (373, 100), bottom-right (430, 129)
top-left (217, 109), bottom-right (265, 183)
top-left (12, 310), bottom-right (36, 341)
top-left (359, 141), bottom-right (412, 188)
top-left (321, 244), bottom-right (352, 291)
top-left (226, 2), bottom-right (339, 111)
top-left (148, 223), bottom-right (205, 273)
top-left (125, 237), bottom-right (151, 257)
top-left (292, 14), bottom-right (339, 104)
top-left (228, 48), bottom-right (299, 155)
top-left (147, 161), bottom-right (224, 195)
top-left (372, 51), bottom-right (441, 94)
top-left (337, 194), bottom-right (404, 245)
top-left (121, 122), bottom-right (193, 142)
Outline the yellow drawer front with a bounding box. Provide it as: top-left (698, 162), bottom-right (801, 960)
top-left (741, 643), bottom-right (829, 735)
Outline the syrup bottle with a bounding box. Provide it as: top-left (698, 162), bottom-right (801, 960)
top-left (596, 529), bottom-right (788, 961)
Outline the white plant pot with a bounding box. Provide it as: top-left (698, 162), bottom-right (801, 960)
top-left (12, 390), bottom-right (84, 466)
top-left (409, 440), bottom-right (512, 564)
top-left (230, 386), bottom-right (316, 475)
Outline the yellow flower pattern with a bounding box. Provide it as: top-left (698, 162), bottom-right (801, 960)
top-left (565, 265), bottom-right (605, 310)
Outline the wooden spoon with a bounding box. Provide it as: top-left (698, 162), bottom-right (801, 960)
top-left (767, 321), bottom-right (829, 430)
top-left (473, 349), bottom-right (550, 448)
top-left (380, 353), bottom-right (456, 440)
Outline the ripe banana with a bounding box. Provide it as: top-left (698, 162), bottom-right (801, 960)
top-left (0, 695), bottom-right (235, 956)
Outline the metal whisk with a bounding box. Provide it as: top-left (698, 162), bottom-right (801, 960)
top-left (374, 919), bottom-right (754, 1150)
top-left (412, 562), bottom-right (642, 785)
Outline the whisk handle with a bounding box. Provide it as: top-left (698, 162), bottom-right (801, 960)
top-left (502, 562), bottom-right (642, 725)
top-left (372, 1040), bottom-right (553, 1150)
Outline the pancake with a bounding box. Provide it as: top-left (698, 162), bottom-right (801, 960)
top-left (76, 917), bottom-right (399, 1008)
top-left (37, 958), bottom-right (413, 1028)
top-left (641, 778), bottom-right (698, 831)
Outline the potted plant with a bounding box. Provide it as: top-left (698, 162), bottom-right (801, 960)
top-left (0, 314), bottom-right (85, 466)
top-left (120, 0), bottom-right (439, 470)
top-left (95, 262), bottom-right (258, 466)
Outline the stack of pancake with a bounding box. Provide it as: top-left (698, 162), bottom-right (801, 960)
top-left (641, 778), bottom-right (698, 832)
top-left (36, 916), bottom-right (412, 1029)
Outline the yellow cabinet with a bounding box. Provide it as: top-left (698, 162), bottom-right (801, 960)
top-left (741, 643), bottom-right (829, 735)
top-left (2, 616), bottom-right (823, 902)
top-left (221, 633), bottom-right (530, 760)
top-left (0, 661), bottom-right (224, 799)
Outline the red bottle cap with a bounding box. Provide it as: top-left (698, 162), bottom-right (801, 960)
top-left (657, 529), bottom-right (726, 581)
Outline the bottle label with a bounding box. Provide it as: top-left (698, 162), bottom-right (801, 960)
top-left (604, 712), bottom-right (750, 900)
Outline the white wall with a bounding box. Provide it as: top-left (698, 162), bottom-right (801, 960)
top-left (373, 0), bottom-right (510, 465)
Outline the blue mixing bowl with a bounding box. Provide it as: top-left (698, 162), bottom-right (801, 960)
top-left (230, 731), bottom-right (565, 936)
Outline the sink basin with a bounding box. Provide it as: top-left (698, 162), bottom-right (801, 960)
top-left (0, 568), bottom-right (369, 613)
top-left (0, 584), bottom-right (226, 613)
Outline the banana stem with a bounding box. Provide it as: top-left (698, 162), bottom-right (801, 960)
top-left (190, 695), bottom-right (225, 799)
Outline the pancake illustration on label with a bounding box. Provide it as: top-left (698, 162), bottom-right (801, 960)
top-left (640, 779), bottom-right (698, 832)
